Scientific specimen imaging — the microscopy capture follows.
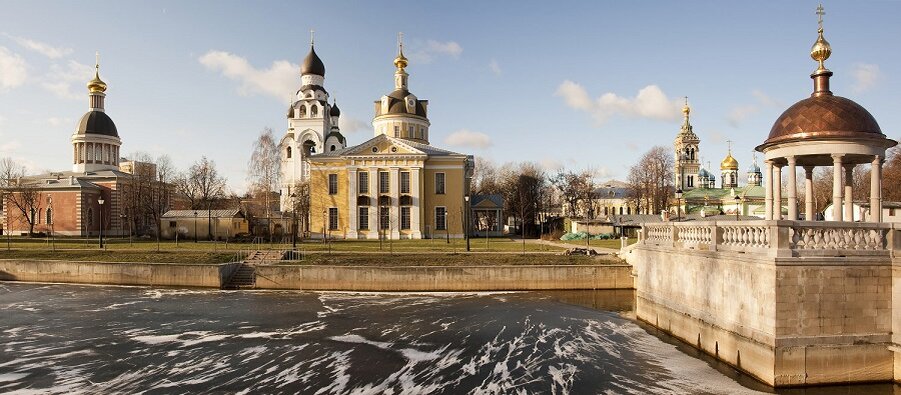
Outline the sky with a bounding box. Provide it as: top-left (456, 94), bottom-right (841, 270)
top-left (0, 1), bottom-right (898, 193)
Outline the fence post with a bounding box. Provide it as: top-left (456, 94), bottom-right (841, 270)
top-left (710, 222), bottom-right (720, 252)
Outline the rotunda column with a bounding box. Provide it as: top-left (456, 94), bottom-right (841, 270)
top-left (787, 156), bottom-right (798, 220)
top-left (764, 160), bottom-right (773, 220)
top-left (831, 154), bottom-right (843, 221)
top-left (844, 165), bottom-right (854, 221)
top-left (804, 166), bottom-right (815, 221)
top-left (772, 163), bottom-right (782, 220)
top-left (871, 155), bottom-right (882, 222)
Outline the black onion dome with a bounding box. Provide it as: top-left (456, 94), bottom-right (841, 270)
top-left (384, 89), bottom-right (427, 117)
top-left (76, 111), bottom-right (118, 137)
top-left (301, 47), bottom-right (325, 76)
top-left (329, 103), bottom-right (340, 117)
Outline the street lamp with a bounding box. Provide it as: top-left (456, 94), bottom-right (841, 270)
top-left (675, 189), bottom-right (683, 222)
top-left (48, 195), bottom-right (54, 251)
top-left (734, 195), bottom-right (741, 221)
top-left (290, 192), bottom-right (297, 249)
top-left (193, 211), bottom-right (198, 243)
top-left (464, 195), bottom-right (470, 252)
top-left (98, 197), bottom-right (105, 248)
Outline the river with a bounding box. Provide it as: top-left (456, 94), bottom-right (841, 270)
top-left (0, 282), bottom-right (895, 394)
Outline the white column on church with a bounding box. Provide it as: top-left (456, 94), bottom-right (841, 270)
top-left (772, 163), bottom-right (782, 220)
top-left (389, 167), bottom-right (400, 239)
top-left (764, 160), bottom-right (773, 220)
top-left (369, 166), bottom-right (379, 239)
top-left (871, 155), bottom-right (882, 222)
top-left (832, 154), bottom-right (844, 221)
top-left (844, 165), bottom-right (854, 221)
top-left (804, 166), bottom-right (814, 221)
top-left (786, 156), bottom-right (798, 220)
top-left (410, 166), bottom-right (422, 238)
top-left (347, 168), bottom-right (358, 239)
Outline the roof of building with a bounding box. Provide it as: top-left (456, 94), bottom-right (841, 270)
top-left (313, 134), bottom-right (465, 158)
top-left (378, 89), bottom-right (428, 118)
top-left (471, 194), bottom-right (503, 209)
top-left (592, 182), bottom-right (630, 199)
top-left (765, 94), bottom-right (883, 146)
top-left (325, 130), bottom-right (346, 146)
top-left (162, 209), bottom-right (244, 219)
top-left (76, 110), bottom-right (118, 137)
top-left (329, 102), bottom-right (340, 117)
top-left (682, 185), bottom-right (765, 200)
top-left (301, 46), bottom-right (325, 76)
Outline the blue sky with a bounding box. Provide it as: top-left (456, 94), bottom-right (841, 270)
top-left (0, 1), bottom-right (898, 192)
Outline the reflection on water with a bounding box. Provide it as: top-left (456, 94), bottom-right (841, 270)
top-left (0, 282), bottom-right (897, 394)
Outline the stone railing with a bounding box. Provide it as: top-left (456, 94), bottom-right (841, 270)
top-left (638, 220), bottom-right (900, 258)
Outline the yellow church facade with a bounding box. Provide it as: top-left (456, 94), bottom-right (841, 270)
top-left (306, 37), bottom-right (473, 239)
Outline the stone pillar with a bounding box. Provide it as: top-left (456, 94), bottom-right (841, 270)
top-left (772, 163), bottom-right (782, 220)
top-left (347, 168), bottom-right (358, 239)
top-left (410, 167), bottom-right (422, 238)
top-left (832, 154), bottom-right (843, 221)
top-left (764, 160), bottom-right (774, 220)
top-left (871, 155), bottom-right (882, 222)
top-left (844, 165), bottom-right (855, 221)
top-left (370, 166), bottom-right (379, 239)
top-left (804, 166), bottom-right (814, 221)
top-left (390, 167), bottom-right (400, 239)
top-left (787, 156), bottom-right (798, 220)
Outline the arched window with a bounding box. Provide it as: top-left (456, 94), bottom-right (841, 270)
top-left (311, 105), bottom-right (318, 117)
top-left (330, 145), bottom-right (336, 151)
top-left (299, 106), bottom-right (306, 118)
top-left (286, 146), bottom-right (292, 159)
top-left (46, 207), bottom-right (52, 224)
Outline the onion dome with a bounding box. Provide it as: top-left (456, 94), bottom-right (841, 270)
top-left (747, 161), bottom-right (760, 173)
top-left (301, 45), bottom-right (325, 77)
top-left (329, 101), bottom-right (340, 117)
top-left (721, 153), bottom-right (738, 170)
top-left (87, 68), bottom-right (107, 93)
top-left (76, 111), bottom-right (118, 137)
top-left (758, 5), bottom-right (887, 150)
top-left (699, 167), bottom-right (710, 179)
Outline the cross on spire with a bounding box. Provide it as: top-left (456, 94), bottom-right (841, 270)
top-left (95, 51), bottom-right (100, 70)
top-left (684, 96), bottom-right (688, 106)
top-left (816, 4), bottom-right (825, 31)
top-left (310, 29), bottom-right (315, 46)
top-left (727, 140), bottom-right (733, 154)
top-left (397, 32), bottom-right (404, 54)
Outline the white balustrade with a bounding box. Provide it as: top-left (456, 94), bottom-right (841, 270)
top-left (644, 224), bottom-right (673, 244)
top-left (791, 224), bottom-right (887, 251)
top-left (721, 225), bottom-right (770, 249)
top-left (676, 225), bottom-right (713, 246)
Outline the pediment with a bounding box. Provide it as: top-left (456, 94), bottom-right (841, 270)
top-left (344, 135), bottom-right (426, 156)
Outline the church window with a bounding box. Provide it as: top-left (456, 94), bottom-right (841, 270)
top-left (619, 207), bottom-right (624, 215)
top-left (286, 147), bottom-right (292, 159)
top-left (46, 208), bottom-right (52, 225)
top-left (400, 171), bottom-right (410, 194)
top-left (359, 172), bottom-right (369, 194)
top-left (359, 207), bottom-right (369, 230)
top-left (328, 174), bottom-right (338, 195)
top-left (299, 106), bottom-right (306, 117)
top-left (408, 126), bottom-right (414, 138)
top-left (328, 207), bottom-right (338, 230)
top-left (627, 207), bottom-right (631, 215)
top-left (687, 175), bottom-right (694, 188)
top-left (311, 105), bottom-right (318, 117)
top-left (394, 126), bottom-right (399, 138)
top-left (330, 145), bottom-right (336, 151)
top-left (435, 207), bottom-right (447, 230)
top-left (379, 172), bottom-right (390, 194)
top-left (371, 147), bottom-right (378, 153)
top-left (401, 207), bottom-right (411, 230)
top-left (435, 173), bottom-right (446, 195)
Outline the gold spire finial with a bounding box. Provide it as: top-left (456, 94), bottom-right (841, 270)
top-left (87, 51), bottom-right (107, 93)
top-left (682, 96), bottom-right (690, 117)
top-left (810, 4), bottom-right (831, 72)
top-left (394, 32), bottom-right (408, 70)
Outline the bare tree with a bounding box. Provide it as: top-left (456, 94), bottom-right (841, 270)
top-left (884, 143), bottom-right (901, 202)
top-left (471, 156), bottom-right (501, 196)
top-left (289, 181), bottom-right (311, 238)
top-left (174, 156), bottom-right (227, 240)
top-left (627, 146), bottom-right (674, 216)
top-left (551, 170), bottom-right (594, 218)
top-left (247, 128), bottom-right (281, 239)
top-left (2, 159), bottom-right (41, 236)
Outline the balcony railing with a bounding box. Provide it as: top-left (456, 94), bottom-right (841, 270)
top-left (639, 220), bottom-right (900, 258)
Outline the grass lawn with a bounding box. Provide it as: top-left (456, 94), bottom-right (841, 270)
top-left (554, 238), bottom-right (637, 249)
top-left (0, 236), bottom-right (563, 254)
top-left (282, 253), bottom-right (624, 266)
top-left (0, 249), bottom-right (236, 264)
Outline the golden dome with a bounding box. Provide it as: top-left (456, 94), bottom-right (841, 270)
top-left (682, 97), bottom-right (690, 117)
top-left (810, 28), bottom-right (831, 71)
top-left (721, 153), bottom-right (738, 170)
top-left (87, 53), bottom-right (107, 93)
top-left (394, 50), bottom-right (408, 70)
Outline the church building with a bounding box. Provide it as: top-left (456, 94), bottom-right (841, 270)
top-left (299, 38), bottom-right (473, 239)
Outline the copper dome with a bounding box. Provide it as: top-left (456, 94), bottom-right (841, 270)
top-left (763, 94), bottom-right (883, 146)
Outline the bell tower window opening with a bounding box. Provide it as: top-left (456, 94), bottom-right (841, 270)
top-left (311, 105), bottom-right (318, 117)
top-left (299, 106), bottom-right (306, 118)
top-left (394, 126), bottom-right (399, 138)
top-left (286, 146), bottom-right (292, 159)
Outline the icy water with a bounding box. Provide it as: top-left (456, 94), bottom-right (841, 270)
top-left (0, 283), bottom-right (896, 394)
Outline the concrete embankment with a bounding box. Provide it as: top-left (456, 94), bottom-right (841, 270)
top-left (0, 259), bottom-right (634, 291)
top-left (0, 259), bottom-right (241, 288)
top-left (254, 264), bottom-right (633, 291)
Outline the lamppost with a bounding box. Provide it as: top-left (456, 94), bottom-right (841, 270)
top-left (734, 195), bottom-right (742, 221)
top-left (464, 195), bottom-right (470, 252)
top-left (193, 211), bottom-right (198, 243)
top-left (48, 195), bottom-right (55, 252)
top-left (290, 192), bottom-right (297, 249)
top-left (675, 189), bottom-right (683, 222)
top-left (98, 197), bottom-right (105, 248)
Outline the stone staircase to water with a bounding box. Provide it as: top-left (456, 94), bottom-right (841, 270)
top-left (222, 250), bottom-right (286, 289)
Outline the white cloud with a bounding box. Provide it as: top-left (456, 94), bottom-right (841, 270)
top-left (46, 117), bottom-right (73, 127)
top-left (4, 34), bottom-right (72, 59)
top-left (0, 46), bottom-right (27, 91)
top-left (489, 59), bottom-right (501, 75)
top-left (851, 63), bottom-right (882, 94)
top-left (41, 60), bottom-right (93, 100)
top-left (555, 80), bottom-right (682, 125)
top-left (539, 158), bottom-right (564, 172)
top-left (338, 117), bottom-right (370, 133)
top-left (198, 50), bottom-right (299, 100)
top-left (444, 129), bottom-right (492, 149)
top-left (407, 40), bottom-right (463, 64)
top-left (726, 89), bottom-right (782, 127)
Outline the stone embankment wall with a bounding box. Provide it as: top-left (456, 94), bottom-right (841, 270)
top-left (0, 259), bottom-right (240, 288)
top-left (255, 265), bottom-right (633, 291)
